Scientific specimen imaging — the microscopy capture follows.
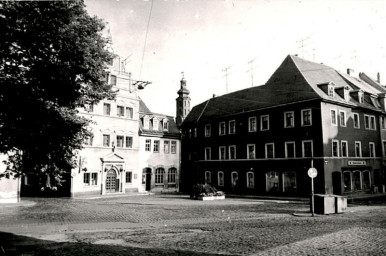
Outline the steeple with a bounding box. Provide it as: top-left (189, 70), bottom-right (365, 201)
top-left (176, 72), bottom-right (191, 127)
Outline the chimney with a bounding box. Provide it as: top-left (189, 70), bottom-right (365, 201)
top-left (377, 72), bottom-right (381, 83)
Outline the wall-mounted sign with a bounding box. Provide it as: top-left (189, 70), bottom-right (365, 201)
top-left (348, 160), bottom-right (366, 166)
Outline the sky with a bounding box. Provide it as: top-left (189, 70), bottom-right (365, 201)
top-left (85, 0), bottom-right (386, 116)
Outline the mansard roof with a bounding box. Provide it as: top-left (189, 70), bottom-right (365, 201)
top-left (182, 55), bottom-right (386, 126)
top-left (138, 98), bottom-right (180, 137)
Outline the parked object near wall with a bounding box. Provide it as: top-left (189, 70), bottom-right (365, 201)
top-left (313, 194), bottom-right (347, 214)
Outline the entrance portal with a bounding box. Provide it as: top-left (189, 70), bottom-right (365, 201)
top-left (106, 169), bottom-right (117, 193)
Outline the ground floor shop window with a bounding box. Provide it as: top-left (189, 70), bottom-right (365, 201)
top-left (218, 171), bottom-right (224, 186)
top-left (205, 171), bottom-right (211, 184)
top-left (283, 172), bottom-right (296, 192)
top-left (266, 171), bottom-right (279, 192)
top-left (343, 170), bottom-right (371, 192)
top-left (246, 172), bottom-right (254, 188)
top-left (231, 172), bottom-right (238, 188)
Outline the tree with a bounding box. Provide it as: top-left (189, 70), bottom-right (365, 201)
top-left (0, 0), bottom-right (115, 188)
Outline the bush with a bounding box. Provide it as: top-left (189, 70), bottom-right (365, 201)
top-left (190, 183), bottom-right (225, 199)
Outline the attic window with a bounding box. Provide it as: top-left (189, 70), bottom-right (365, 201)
top-left (144, 116), bottom-right (150, 129)
top-left (328, 84), bottom-right (335, 97)
top-left (163, 119), bottom-right (168, 130)
top-left (358, 90), bottom-right (364, 104)
top-left (153, 118), bottom-right (159, 131)
top-left (344, 87), bottom-right (350, 101)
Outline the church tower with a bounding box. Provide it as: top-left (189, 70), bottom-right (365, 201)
top-left (176, 73), bottom-right (190, 127)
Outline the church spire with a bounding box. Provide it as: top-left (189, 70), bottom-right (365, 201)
top-left (176, 72), bottom-right (191, 127)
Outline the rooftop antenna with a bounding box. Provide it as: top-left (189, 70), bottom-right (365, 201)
top-left (247, 58), bottom-right (256, 87)
top-left (222, 66), bottom-right (230, 93)
top-left (297, 33), bottom-right (314, 59)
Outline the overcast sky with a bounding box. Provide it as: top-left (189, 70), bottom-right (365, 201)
top-left (85, 0), bottom-right (386, 116)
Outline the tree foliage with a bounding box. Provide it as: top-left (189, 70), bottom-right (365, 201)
top-left (0, 0), bottom-right (115, 183)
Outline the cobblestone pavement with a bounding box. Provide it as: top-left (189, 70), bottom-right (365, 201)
top-left (0, 194), bottom-right (386, 255)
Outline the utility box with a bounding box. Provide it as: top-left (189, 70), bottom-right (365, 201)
top-left (313, 194), bottom-right (335, 214)
top-left (334, 195), bottom-right (347, 213)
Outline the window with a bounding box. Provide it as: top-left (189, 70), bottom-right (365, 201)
top-left (381, 116), bottom-right (386, 130)
top-left (231, 172), bottom-right (238, 188)
top-left (285, 141), bottom-right (295, 158)
top-left (328, 85), bottom-right (335, 97)
top-left (265, 143), bottom-right (275, 159)
top-left (194, 128), bottom-right (197, 137)
top-left (358, 90), bottom-right (364, 103)
top-left (153, 140), bottom-right (160, 152)
top-left (302, 140), bottom-right (313, 157)
top-left (125, 171), bottom-right (132, 183)
top-left (247, 144), bottom-right (255, 159)
top-left (125, 136), bottom-right (133, 148)
top-left (168, 168), bottom-right (177, 183)
top-left (353, 113), bottom-right (360, 128)
top-left (163, 120), bottom-right (168, 130)
top-left (370, 116), bottom-right (376, 130)
top-left (344, 87), bottom-right (349, 101)
top-left (369, 142), bottom-right (376, 158)
top-left (332, 140), bottom-right (339, 157)
top-left (246, 172), bottom-right (254, 188)
top-left (355, 141), bottom-right (362, 157)
top-left (205, 171), bottom-right (211, 184)
top-left (219, 146), bottom-right (226, 160)
top-left (219, 122), bottom-right (226, 135)
top-left (339, 111), bottom-right (346, 127)
top-left (116, 135), bottom-right (124, 148)
top-left (383, 141), bottom-right (386, 156)
top-left (205, 124), bottom-right (211, 137)
top-left (218, 171), bottom-right (224, 186)
top-left (343, 171), bottom-right (352, 192)
top-left (283, 172), bottom-right (297, 192)
top-left (301, 109), bottom-right (312, 126)
top-left (117, 106), bottom-right (124, 117)
top-left (229, 145), bottom-right (236, 160)
top-left (266, 171), bottom-right (279, 192)
top-left (164, 140), bottom-right (170, 153)
top-left (91, 173), bottom-right (98, 185)
top-left (341, 141), bottom-right (348, 157)
top-left (110, 74), bottom-right (117, 85)
top-left (145, 139), bottom-right (151, 152)
top-left (363, 170), bottom-right (371, 190)
top-left (189, 129), bottom-right (192, 138)
top-left (171, 141), bottom-right (177, 154)
top-left (260, 115), bottom-right (269, 131)
top-left (153, 118), bottom-right (159, 131)
top-left (284, 111), bottom-right (294, 128)
top-left (83, 173), bottom-right (90, 185)
top-left (103, 134), bottom-right (110, 147)
top-left (84, 134), bottom-right (94, 146)
top-left (353, 171), bottom-right (361, 191)
top-left (143, 116), bottom-right (150, 129)
top-left (331, 109), bottom-right (337, 126)
top-left (103, 103), bottom-right (111, 115)
top-left (155, 168), bottom-right (164, 184)
top-left (84, 103), bottom-right (93, 112)
top-left (249, 117), bottom-right (257, 132)
top-left (229, 120), bottom-right (236, 134)
top-left (205, 147), bottom-right (211, 160)
top-left (364, 115), bottom-right (370, 129)
top-left (126, 107), bottom-right (133, 119)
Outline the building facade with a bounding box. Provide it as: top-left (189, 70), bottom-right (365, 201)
top-left (138, 100), bottom-right (181, 193)
top-left (180, 55), bottom-right (386, 196)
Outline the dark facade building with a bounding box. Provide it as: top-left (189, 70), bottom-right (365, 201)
top-left (180, 55), bottom-right (386, 196)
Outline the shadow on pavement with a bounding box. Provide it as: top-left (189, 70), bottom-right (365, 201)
top-left (0, 231), bottom-right (225, 256)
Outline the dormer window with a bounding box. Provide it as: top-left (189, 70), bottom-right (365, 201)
top-left (153, 118), bottom-right (159, 131)
top-left (328, 84), bottom-right (335, 97)
top-left (143, 116), bottom-right (150, 129)
top-left (344, 86), bottom-right (350, 101)
top-left (358, 90), bottom-right (364, 104)
top-left (163, 119), bottom-right (168, 130)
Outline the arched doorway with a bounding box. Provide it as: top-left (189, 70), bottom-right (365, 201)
top-left (106, 168), bottom-right (117, 193)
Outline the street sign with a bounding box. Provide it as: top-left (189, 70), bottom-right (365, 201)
top-left (308, 167), bottom-right (317, 178)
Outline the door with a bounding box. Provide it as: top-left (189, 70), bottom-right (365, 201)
top-left (144, 168), bottom-right (152, 191)
top-left (332, 171), bottom-right (342, 195)
top-left (106, 169), bottom-right (117, 193)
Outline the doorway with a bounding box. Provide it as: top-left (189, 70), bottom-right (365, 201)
top-left (332, 171), bottom-right (342, 195)
top-left (106, 169), bottom-right (117, 193)
top-left (143, 168), bottom-right (152, 191)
